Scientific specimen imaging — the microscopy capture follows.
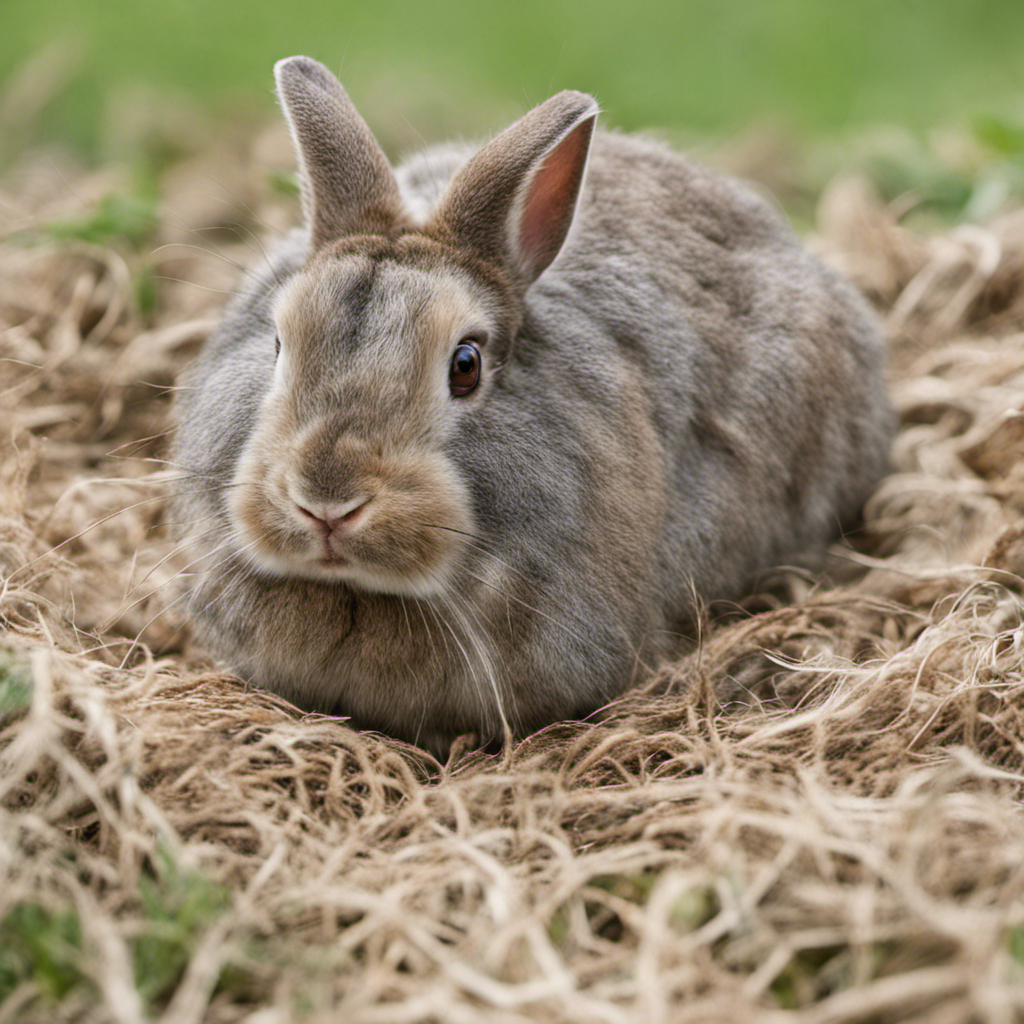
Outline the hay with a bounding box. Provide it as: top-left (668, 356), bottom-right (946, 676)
top-left (2, 134), bottom-right (1024, 1023)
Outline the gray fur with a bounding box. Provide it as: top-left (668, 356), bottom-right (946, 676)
top-left (172, 58), bottom-right (894, 754)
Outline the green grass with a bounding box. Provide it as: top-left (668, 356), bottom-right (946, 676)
top-left (0, 848), bottom-right (244, 1017)
top-left (0, 902), bottom-right (87, 1004)
top-left (547, 870), bottom-right (718, 948)
top-left (41, 194), bottom-right (159, 248)
top-left (3, 0), bottom-right (1024, 159)
top-left (0, 649), bottom-right (31, 718)
top-left (131, 847), bottom-right (235, 1009)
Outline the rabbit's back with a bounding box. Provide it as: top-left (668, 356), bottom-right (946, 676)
top-left (579, 135), bottom-right (891, 603)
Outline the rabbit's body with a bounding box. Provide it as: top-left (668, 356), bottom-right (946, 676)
top-left (174, 59), bottom-right (893, 753)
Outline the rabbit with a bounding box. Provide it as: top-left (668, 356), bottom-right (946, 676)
top-left (172, 56), bottom-right (894, 755)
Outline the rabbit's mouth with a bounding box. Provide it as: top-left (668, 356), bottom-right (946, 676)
top-left (316, 552), bottom-right (351, 569)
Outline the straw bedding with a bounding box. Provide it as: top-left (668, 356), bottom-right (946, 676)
top-left (2, 138), bottom-right (1024, 1023)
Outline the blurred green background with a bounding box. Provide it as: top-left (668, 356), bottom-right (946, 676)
top-left (4, 0), bottom-right (1023, 154)
top-left (4, 0), bottom-right (1024, 232)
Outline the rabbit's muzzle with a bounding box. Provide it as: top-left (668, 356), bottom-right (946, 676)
top-left (228, 419), bottom-right (475, 597)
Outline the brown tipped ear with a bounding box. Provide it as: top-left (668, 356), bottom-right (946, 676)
top-left (426, 91), bottom-right (598, 286)
top-left (275, 56), bottom-right (405, 249)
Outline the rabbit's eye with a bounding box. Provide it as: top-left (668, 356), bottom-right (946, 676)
top-left (274, 334), bottom-right (281, 359)
top-left (449, 342), bottom-right (481, 397)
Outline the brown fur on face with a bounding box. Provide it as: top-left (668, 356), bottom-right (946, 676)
top-left (227, 251), bottom-right (493, 597)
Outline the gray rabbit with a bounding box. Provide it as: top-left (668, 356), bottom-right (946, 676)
top-left (172, 57), bottom-right (893, 753)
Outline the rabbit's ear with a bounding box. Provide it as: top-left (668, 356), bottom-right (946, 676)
top-left (427, 91), bottom-right (598, 286)
top-left (275, 57), bottom-right (404, 249)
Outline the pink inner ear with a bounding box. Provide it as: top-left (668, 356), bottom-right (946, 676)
top-left (517, 117), bottom-right (594, 278)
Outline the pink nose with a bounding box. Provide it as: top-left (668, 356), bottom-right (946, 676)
top-left (295, 496), bottom-right (372, 534)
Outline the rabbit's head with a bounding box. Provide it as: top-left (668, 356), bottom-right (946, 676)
top-left (227, 58), bottom-right (598, 598)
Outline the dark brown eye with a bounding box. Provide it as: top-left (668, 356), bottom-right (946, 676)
top-left (449, 342), bottom-right (481, 396)
top-left (274, 334), bottom-right (281, 358)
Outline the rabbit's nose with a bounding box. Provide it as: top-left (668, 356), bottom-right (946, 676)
top-left (295, 495), bottom-right (373, 535)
